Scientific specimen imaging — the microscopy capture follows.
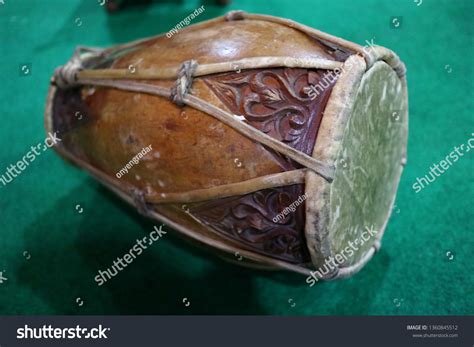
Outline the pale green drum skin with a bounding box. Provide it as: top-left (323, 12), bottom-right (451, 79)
top-left (329, 61), bottom-right (408, 266)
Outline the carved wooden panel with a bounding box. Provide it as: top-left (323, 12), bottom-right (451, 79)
top-left (203, 67), bottom-right (335, 170)
top-left (188, 68), bottom-right (337, 263)
top-left (188, 185), bottom-right (309, 263)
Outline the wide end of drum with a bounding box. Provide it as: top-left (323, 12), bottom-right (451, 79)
top-left (305, 59), bottom-right (408, 277)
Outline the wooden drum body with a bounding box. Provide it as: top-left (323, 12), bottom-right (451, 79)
top-left (45, 11), bottom-right (408, 279)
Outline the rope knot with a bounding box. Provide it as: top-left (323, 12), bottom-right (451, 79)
top-left (53, 46), bottom-right (104, 89)
top-left (53, 57), bottom-right (83, 89)
top-left (170, 59), bottom-right (198, 107)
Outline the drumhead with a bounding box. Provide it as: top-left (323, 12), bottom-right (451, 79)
top-left (305, 58), bottom-right (408, 276)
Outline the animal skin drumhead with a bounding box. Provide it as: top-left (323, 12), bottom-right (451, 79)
top-left (305, 60), bottom-right (408, 275)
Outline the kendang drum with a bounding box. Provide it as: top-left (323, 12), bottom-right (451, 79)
top-left (45, 11), bottom-right (408, 281)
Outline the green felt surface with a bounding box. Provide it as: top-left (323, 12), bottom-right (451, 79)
top-left (0, 0), bottom-right (472, 315)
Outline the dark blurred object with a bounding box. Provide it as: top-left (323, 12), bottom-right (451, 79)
top-left (105, 0), bottom-right (230, 13)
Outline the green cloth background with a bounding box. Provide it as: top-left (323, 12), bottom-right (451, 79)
top-left (0, 0), bottom-right (472, 315)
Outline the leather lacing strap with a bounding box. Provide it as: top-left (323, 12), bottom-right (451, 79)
top-left (225, 10), bottom-right (406, 78)
top-left (170, 60), bottom-right (198, 106)
top-left (69, 74), bottom-right (335, 182)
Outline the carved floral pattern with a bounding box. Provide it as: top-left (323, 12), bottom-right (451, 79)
top-left (203, 67), bottom-right (335, 170)
top-left (189, 185), bottom-right (309, 263)
top-left (190, 68), bottom-right (337, 263)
